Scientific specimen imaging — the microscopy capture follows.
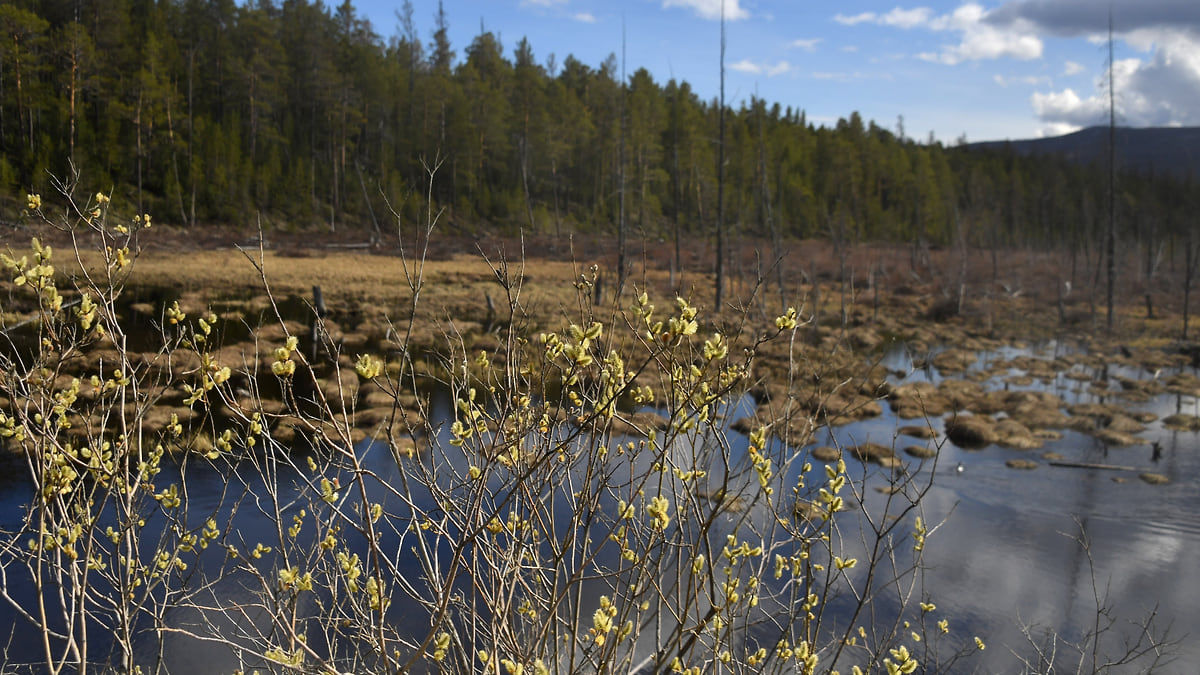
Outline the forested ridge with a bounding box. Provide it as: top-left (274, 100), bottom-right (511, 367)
top-left (1, 0), bottom-right (1196, 251)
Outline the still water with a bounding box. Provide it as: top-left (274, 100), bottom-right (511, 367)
top-left (840, 341), bottom-right (1200, 673)
top-left (0, 340), bottom-right (1196, 672)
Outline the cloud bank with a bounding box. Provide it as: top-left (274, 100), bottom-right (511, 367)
top-left (986, 0), bottom-right (1200, 36)
top-left (836, 3), bottom-right (1042, 65)
top-left (833, 1), bottom-right (1200, 134)
top-left (990, 0), bottom-right (1200, 131)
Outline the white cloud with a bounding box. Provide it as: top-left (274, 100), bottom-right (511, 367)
top-left (1064, 60), bottom-right (1085, 75)
top-left (927, 4), bottom-right (1043, 64)
top-left (833, 12), bottom-right (876, 26)
top-left (836, 3), bottom-right (1043, 65)
top-left (1122, 25), bottom-right (1200, 53)
top-left (1037, 121), bottom-right (1083, 138)
top-left (834, 6), bottom-right (937, 29)
top-left (573, 12), bottom-right (596, 23)
top-left (835, 7), bottom-right (933, 27)
top-left (729, 59), bottom-right (761, 74)
top-left (1031, 88), bottom-right (1104, 124)
top-left (840, 45), bottom-right (859, 53)
top-left (729, 59), bottom-right (792, 77)
top-left (520, 0), bottom-right (567, 6)
top-left (880, 7), bottom-right (934, 28)
top-left (662, 0), bottom-right (748, 21)
top-left (790, 38), bottom-right (822, 52)
top-left (766, 60), bottom-right (793, 77)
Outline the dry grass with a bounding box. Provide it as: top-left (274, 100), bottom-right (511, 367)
top-left (76, 248), bottom-right (591, 331)
top-left (13, 226), bottom-right (1199, 371)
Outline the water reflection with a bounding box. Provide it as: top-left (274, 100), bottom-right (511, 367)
top-left (1, 340), bottom-right (1197, 672)
top-left (842, 341), bottom-right (1199, 672)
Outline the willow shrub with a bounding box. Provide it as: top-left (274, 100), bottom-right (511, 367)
top-left (0, 186), bottom-right (981, 674)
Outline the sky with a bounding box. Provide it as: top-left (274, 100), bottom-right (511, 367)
top-left (359, 0), bottom-right (1200, 143)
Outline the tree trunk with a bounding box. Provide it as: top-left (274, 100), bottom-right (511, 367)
top-left (249, 60), bottom-right (258, 161)
top-left (616, 25), bottom-right (628, 298)
top-left (672, 117), bottom-right (681, 290)
top-left (551, 160), bottom-right (562, 237)
top-left (714, 3), bottom-right (726, 309)
top-left (136, 88), bottom-right (144, 218)
top-left (166, 94), bottom-right (187, 225)
top-left (14, 49), bottom-right (24, 151)
top-left (810, 258), bottom-right (821, 343)
top-left (187, 47), bottom-right (197, 226)
top-left (1185, 236), bottom-right (1198, 340)
top-left (68, 39), bottom-right (77, 164)
top-left (1105, 13), bottom-right (1117, 333)
top-left (756, 102), bottom-right (784, 313)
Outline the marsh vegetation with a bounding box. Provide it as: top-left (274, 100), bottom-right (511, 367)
top-left (1, 178), bottom-right (1195, 673)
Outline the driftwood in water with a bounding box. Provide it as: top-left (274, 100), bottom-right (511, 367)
top-left (311, 285), bottom-right (328, 361)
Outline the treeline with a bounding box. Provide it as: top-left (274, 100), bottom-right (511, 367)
top-left (1, 0), bottom-right (1196, 250)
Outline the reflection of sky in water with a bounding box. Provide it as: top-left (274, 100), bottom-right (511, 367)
top-left (835, 342), bottom-right (1200, 672)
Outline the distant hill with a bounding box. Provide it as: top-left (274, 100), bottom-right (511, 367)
top-left (968, 126), bottom-right (1200, 178)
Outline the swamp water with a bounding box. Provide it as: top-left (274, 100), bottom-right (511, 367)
top-left (850, 342), bottom-right (1200, 672)
top-left (0, 339), bottom-right (1197, 672)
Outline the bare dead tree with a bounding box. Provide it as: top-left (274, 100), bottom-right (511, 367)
top-left (714, 0), bottom-right (727, 309)
top-left (616, 18), bottom-right (628, 298)
top-left (755, 96), bottom-right (785, 314)
top-left (1105, 10), bottom-right (1117, 333)
top-left (1184, 222), bottom-right (1199, 340)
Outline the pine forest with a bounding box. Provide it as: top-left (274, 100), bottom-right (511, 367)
top-left (0, 0), bottom-right (1196, 254)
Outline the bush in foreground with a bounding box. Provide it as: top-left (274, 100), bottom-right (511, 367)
top-left (0, 185), bottom-right (985, 674)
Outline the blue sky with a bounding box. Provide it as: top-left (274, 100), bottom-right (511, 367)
top-left (359, 1), bottom-right (1200, 142)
